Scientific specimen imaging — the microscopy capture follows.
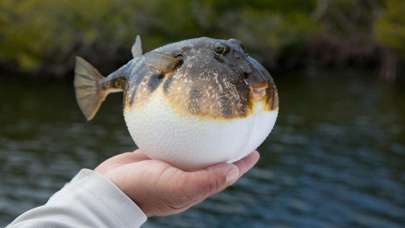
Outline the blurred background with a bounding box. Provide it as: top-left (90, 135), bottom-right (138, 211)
top-left (0, 0), bottom-right (404, 227)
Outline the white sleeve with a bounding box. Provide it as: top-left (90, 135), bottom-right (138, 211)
top-left (7, 169), bottom-right (147, 228)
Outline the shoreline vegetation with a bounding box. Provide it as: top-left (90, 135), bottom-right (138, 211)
top-left (0, 0), bottom-right (404, 80)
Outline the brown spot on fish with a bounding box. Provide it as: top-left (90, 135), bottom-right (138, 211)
top-left (163, 74), bottom-right (174, 93)
top-left (188, 87), bottom-right (202, 114)
top-left (263, 83), bottom-right (279, 111)
top-left (147, 73), bottom-right (164, 92)
top-left (113, 78), bottom-right (125, 89)
top-left (218, 95), bottom-right (233, 117)
top-left (214, 54), bottom-right (225, 63)
top-left (174, 58), bottom-right (184, 69)
top-left (99, 77), bottom-right (126, 92)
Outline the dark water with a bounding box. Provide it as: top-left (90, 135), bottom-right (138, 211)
top-left (0, 72), bottom-right (404, 227)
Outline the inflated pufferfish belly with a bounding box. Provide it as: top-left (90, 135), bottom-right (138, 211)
top-left (124, 85), bottom-right (278, 169)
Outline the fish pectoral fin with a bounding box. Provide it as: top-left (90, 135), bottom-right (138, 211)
top-left (74, 56), bottom-right (107, 121)
top-left (131, 35), bottom-right (143, 58)
top-left (144, 52), bottom-right (182, 74)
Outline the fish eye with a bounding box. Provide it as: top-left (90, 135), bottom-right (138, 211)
top-left (214, 42), bottom-right (229, 55)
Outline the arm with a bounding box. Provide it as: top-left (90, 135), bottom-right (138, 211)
top-left (8, 150), bottom-right (259, 227)
top-left (7, 169), bottom-right (146, 228)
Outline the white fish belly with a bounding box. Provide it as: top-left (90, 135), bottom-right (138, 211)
top-left (124, 90), bottom-right (278, 170)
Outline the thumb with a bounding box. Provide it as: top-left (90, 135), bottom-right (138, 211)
top-left (182, 163), bottom-right (240, 198)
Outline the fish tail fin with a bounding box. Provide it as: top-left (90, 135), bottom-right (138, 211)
top-left (74, 56), bottom-right (107, 121)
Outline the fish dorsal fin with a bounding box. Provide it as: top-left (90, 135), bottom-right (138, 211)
top-left (131, 35), bottom-right (143, 58)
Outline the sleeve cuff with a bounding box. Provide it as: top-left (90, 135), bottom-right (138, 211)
top-left (55, 169), bottom-right (147, 227)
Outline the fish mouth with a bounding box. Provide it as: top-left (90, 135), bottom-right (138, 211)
top-left (249, 82), bottom-right (269, 101)
top-left (244, 56), bottom-right (278, 110)
top-left (248, 81), bottom-right (279, 112)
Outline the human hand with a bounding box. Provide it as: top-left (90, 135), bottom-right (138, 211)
top-left (95, 149), bottom-right (259, 217)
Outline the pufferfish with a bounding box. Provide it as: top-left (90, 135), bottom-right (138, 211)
top-left (74, 36), bottom-right (279, 170)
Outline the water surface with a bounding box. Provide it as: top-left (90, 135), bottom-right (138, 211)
top-left (0, 72), bottom-right (404, 227)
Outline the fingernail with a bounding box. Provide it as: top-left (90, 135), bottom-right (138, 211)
top-left (225, 165), bottom-right (239, 185)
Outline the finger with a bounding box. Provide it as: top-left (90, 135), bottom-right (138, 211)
top-left (182, 163), bottom-right (240, 198)
top-left (110, 149), bottom-right (150, 163)
top-left (95, 149), bottom-right (150, 173)
top-left (233, 151), bottom-right (260, 177)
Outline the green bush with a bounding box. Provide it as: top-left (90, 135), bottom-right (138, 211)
top-left (0, 0), bottom-right (403, 77)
